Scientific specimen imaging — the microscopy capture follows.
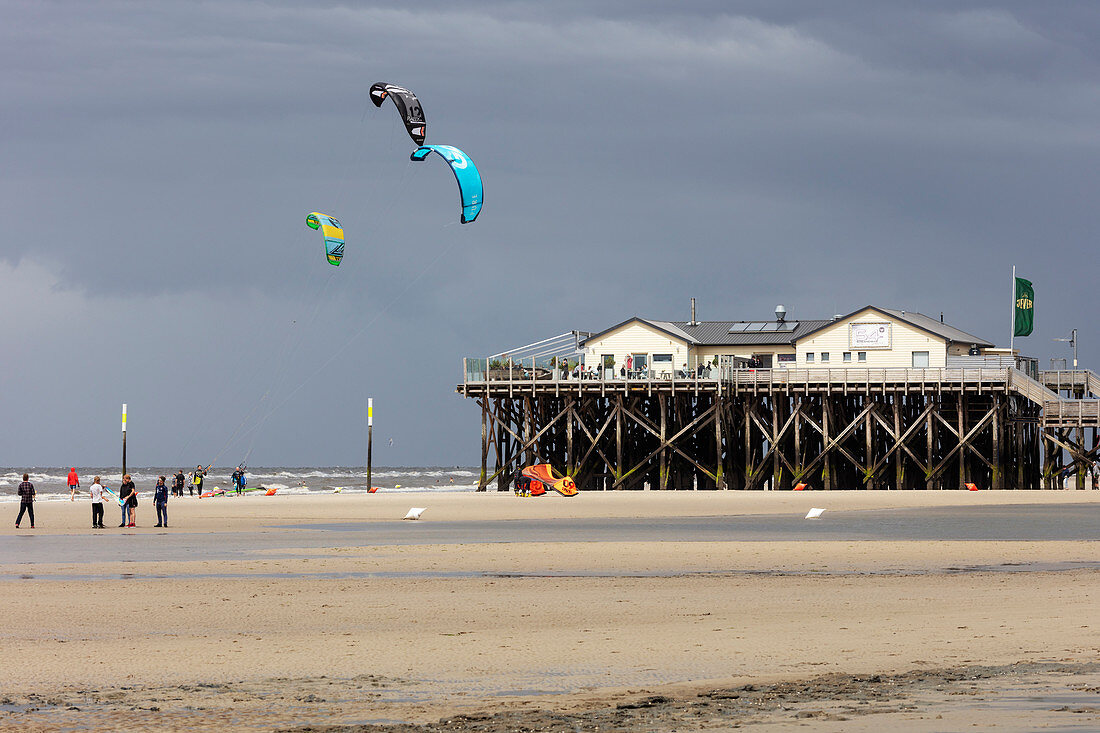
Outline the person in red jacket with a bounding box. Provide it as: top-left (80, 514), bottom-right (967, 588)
top-left (67, 467), bottom-right (80, 501)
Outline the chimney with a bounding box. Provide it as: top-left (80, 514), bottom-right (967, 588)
top-left (775, 304), bottom-right (787, 323)
top-left (690, 297), bottom-right (697, 326)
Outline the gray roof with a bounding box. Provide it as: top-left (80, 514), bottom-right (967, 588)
top-left (579, 318), bottom-right (831, 347)
top-left (580, 307), bottom-right (995, 350)
top-left (878, 309), bottom-right (994, 348)
top-left (664, 320), bottom-right (832, 346)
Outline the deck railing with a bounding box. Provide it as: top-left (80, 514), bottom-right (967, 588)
top-left (461, 358), bottom-right (1011, 388)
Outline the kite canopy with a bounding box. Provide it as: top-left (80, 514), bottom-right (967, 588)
top-left (410, 145), bottom-right (483, 224)
top-left (369, 82), bottom-right (426, 145)
top-left (306, 212), bottom-right (345, 266)
top-left (520, 464), bottom-right (577, 497)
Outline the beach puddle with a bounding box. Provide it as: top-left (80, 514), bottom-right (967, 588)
top-left (3, 560), bottom-right (1099, 583)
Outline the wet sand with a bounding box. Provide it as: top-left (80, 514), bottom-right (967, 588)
top-left (1, 491), bottom-right (1097, 731)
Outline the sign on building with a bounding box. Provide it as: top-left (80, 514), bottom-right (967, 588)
top-left (850, 322), bottom-right (891, 349)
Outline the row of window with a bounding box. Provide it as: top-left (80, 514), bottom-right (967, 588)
top-left (806, 351), bottom-right (866, 363)
top-left (599, 351), bottom-right (934, 369)
top-left (807, 351), bottom-right (931, 367)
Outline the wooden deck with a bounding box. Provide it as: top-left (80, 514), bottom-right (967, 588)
top-left (460, 366), bottom-right (1013, 396)
top-left (458, 366), bottom-right (1100, 428)
top-left (459, 363), bottom-right (1100, 489)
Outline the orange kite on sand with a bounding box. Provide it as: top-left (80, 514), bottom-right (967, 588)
top-left (515, 464), bottom-right (578, 497)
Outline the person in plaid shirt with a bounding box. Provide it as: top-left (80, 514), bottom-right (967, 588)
top-left (15, 473), bottom-right (35, 529)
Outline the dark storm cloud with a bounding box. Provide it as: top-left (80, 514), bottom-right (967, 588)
top-left (2, 2), bottom-right (1099, 465)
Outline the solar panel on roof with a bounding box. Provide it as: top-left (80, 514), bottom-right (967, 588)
top-left (748, 322), bottom-right (767, 331)
top-left (728, 323), bottom-right (750, 332)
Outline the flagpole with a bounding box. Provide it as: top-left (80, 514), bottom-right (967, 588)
top-left (1010, 265), bottom-right (1015, 355)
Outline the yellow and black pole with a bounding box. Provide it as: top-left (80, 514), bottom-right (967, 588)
top-left (366, 398), bottom-right (373, 492)
top-left (121, 403), bottom-right (128, 476)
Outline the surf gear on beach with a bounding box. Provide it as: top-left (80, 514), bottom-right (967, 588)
top-left (409, 145), bottom-right (482, 224)
top-left (515, 465), bottom-right (577, 497)
top-left (369, 82), bottom-right (425, 145)
top-left (306, 213), bottom-right (344, 266)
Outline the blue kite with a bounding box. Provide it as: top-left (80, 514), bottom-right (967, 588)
top-left (410, 145), bottom-right (483, 224)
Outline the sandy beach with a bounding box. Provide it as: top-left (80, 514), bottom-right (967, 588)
top-left (2, 490), bottom-right (1098, 731)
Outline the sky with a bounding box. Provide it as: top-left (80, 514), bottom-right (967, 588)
top-left (3, 1), bottom-right (1099, 467)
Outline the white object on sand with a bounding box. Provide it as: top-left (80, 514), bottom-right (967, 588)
top-left (403, 507), bottom-right (426, 520)
top-left (805, 507), bottom-right (825, 519)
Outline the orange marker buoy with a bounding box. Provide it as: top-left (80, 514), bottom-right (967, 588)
top-left (965, 483), bottom-right (978, 491)
top-left (794, 483), bottom-right (808, 491)
top-left (368, 487), bottom-right (379, 493)
top-left (265, 488), bottom-right (278, 496)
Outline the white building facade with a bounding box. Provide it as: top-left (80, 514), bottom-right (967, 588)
top-left (579, 306), bottom-right (996, 376)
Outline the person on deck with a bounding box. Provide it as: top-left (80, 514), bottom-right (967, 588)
top-left (15, 473), bottom-right (35, 529)
top-left (154, 476), bottom-right (169, 527)
top-left (89, 476), bottom-right (105, 529)
top-left (67, 467), bottom-right (80, 501)
top-left (118, 474), bottom-right (136, 527)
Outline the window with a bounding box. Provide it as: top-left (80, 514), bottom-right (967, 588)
top-left (912, 351), bottom-right (930, 368)
top-left (821, 352), bottom-right (830, 362)
top-left (806, 353), bottom-right (815, 363)
top-left (631, 353), bottom-right (648, 373)
top-left (843, 352), bottom-right (852, 363)
top-left (652, 353), bottom-right (672, 375)
top-left (858, 352), bottom-right (867, 362)
top-left (776, 354), bottom-right (795, 368)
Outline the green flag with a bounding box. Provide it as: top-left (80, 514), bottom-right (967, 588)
top-left (1014, 277), bottom-right (1034, 337)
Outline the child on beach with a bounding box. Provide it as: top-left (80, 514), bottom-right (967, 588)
top-left (154, 476), bottom-right (169, 527)
top-left (90, 476), bottom-right (105, 529)
top-left (15, 473), bottom-right (35, 529)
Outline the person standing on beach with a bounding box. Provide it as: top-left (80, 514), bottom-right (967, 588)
top-left (89, 476), bottom-right (105, 529)
top-left (154, 476), bottom-right (169, 527)
top-left (67, 467), bottom-right (80, 501)
top-left (118, 474), bottom-right (136, 527)
top-left (15, 473), bottom-right (35, 529)
top-left (173, 470), bottom-right (185, 498)
top-left (191, 465), bottom-right (207, 496)
top-left (231, 467), bottom-right (241, 495)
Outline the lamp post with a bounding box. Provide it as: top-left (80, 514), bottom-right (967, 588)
top-left (1053, 329), bottom-right (1078, 370)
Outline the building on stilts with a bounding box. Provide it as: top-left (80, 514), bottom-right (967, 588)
top-left (459, 304), bottom-right (1099, 491)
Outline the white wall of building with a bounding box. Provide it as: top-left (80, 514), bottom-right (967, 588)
top-left (796, 309), bottom-right (947, 368)
top-left (582, 321), bottom-right (690, 373)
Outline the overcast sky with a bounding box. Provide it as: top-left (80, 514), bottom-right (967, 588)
top-left (3, 1), bottom-right (1099, 467)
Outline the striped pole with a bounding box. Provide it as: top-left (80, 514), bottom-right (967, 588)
top-left (366, 398), bottom-right (373, 492)
top-left (122, 403), bottom-right (128, 476)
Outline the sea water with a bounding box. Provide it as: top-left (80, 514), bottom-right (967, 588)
top-left (0, 466), bottom-right (478, 502)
